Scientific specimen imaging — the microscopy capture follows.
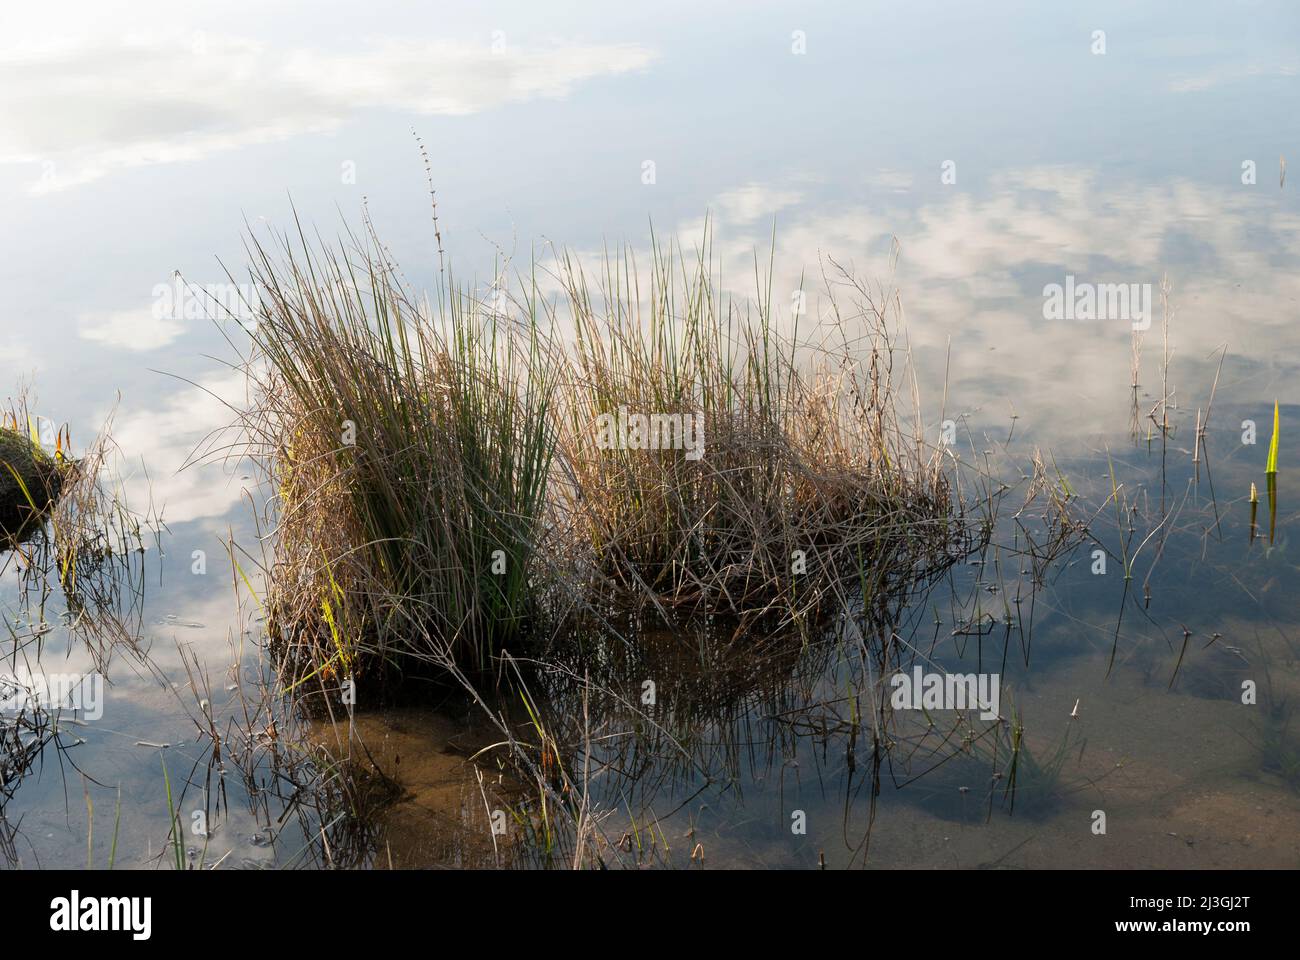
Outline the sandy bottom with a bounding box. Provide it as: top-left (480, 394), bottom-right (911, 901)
top-left (308, 616), bottom-right (1300, 869)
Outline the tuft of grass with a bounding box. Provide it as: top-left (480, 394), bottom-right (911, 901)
top-left (997, 708), bottom-right (1075, 818)
top-left (243, 212), bottom-right (559, 690)
top-left (553, 236), bottom-right (965, 626)
top-left (239, 210), bottom-right (975, 694)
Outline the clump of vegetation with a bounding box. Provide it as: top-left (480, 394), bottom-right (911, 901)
top-left (0, 678), bottom-right (54, 804)
top-left (555, 242), bottom-right (970, 626)
top-left (1253, 697), bottom-right (1300, 792)
top-left (242, 215), bottom-right (559, 693)
top-left (0, 404), bottom-right (155, 821)
top-left (0, 420), bottom-right (68, 542)
top-left (238, 207), bottom-right (979, 697)
top-left (1241, 656), bottom-right (1300, 794)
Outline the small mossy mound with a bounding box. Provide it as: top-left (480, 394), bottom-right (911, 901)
top-left (0, 427), bottom-right (64, 540)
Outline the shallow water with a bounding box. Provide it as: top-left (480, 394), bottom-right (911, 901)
top-left (2, 1), bottom-right (1299, 869)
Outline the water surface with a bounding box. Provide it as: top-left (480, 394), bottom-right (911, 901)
top-left (2, 0), bottom-right (1298, 869)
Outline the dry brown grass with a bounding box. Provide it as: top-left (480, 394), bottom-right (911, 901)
top-left (551, 242), bottom-right (970, 628)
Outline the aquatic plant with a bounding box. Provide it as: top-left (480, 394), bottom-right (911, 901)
top-left (893, 696), bottom-right (1085, 825)
top-left (1254, 696), bottom-right (1300, 792)
top-left (1266, 400), bottom-right (1280, 476)
top-left (238, 207), bottom-right (981, 699)
top-left (243, 213), bottom-right (559, 688)
top-left (1266, 400), bottom-right (1280, 545)
top-left (1239, 645), bottom-right (1300, 794)
top-left (554, 238), bottom-right (970, 626)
